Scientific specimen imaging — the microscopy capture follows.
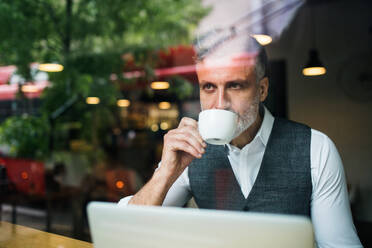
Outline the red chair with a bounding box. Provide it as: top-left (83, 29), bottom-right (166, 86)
top-left (0, 157), bottom-right (51, 230)
top-left (1, 157), bottom-right (45, 196)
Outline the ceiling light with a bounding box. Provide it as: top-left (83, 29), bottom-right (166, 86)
top-left (160, 122), bottom-right (169, 130)
top-left (158, 101), bottom-right (171, 110)
top-left (302, 49), bottom-right (326, 76)
top-left (302, 8), bottom-right (326, 77)
top-left (86, 97), bottom-right (100, 104)
top-left (117, 99), bottom-right (130, 107)
top-left (252, 34), bottom-right (272, 46)
top-left (151, 81), bottom-right (169, 90)
top-left (38, 63), bottom-right (64, 72)
top-left (150, 124), bottom-right (159, 132)
top-left (21, 84), bottom-right (38, 93)
top-left (302, 67), bottom-right (326, 76)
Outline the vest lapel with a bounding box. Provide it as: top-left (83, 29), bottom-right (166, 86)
top-left (208, 145), bottom-right (246, 210)
top-left (243, 120), bottom-right (276, 207)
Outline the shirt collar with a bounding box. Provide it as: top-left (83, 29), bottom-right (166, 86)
top-left (259, 105), bottom-right (274, 147)
top-left (227, 105), bottom-right (274, 151)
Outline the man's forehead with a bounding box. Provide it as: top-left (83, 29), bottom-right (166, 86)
top-left (196, 52), bottom-right (257, 82)
top-left (196, 52), bottom-right (257, 69)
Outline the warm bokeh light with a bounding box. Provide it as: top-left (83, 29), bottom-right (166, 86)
top-left (252, 34), bottom-right (273, 46)
top-left (113, 128), bottom-right (121, 135)
top-left (86, 97), bottom-right (100, 104)
top-left (21, 84), bottom-right (38, 93)
top-left (151, 81), bottom-right (169, 90)
top-left (160, 122), bottom-right (169, 130)
top-left (21, 171), bottom-right (29, 180)
top-left (117, 99), bottom-right (130, 107)
top-left (302, 67), bottom-right (326, 76)
top-left (158, 101), bottom-right (171, 110)
top-left (151, 123), bottom-right (159, 132)
top-left (115, 180), bottom-right (125, 189)
top-left (38, 63), bottom-right (64, 72)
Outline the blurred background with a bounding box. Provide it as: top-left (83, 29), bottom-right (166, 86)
top-left (0, 0), bottom-right (371, 246)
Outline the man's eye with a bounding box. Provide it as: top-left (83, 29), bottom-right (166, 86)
top-left (229, 82), bottom-right (242, 89)
top-left (203, 83), bottom-right (215, 90)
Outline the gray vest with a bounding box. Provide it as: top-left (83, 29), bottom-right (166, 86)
top-left (188, 118), bottom-right (312, 217)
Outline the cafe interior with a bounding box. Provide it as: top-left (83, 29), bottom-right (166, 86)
top-left (0, 0), bottom-right (371, 247)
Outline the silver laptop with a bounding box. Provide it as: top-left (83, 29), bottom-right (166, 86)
top-left (87, 201), bottom-right (314, 248)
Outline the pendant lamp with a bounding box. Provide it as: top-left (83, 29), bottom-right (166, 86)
top-left (302, 49), bottom-right (326, 76)
top-left (302, 6), bottom-right (326, 76)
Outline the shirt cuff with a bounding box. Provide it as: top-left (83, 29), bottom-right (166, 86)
top-left (117, 195), bottom-right (133, 206)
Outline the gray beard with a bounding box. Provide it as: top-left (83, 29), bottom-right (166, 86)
top-left (232, 95), bottom-right (260, 139)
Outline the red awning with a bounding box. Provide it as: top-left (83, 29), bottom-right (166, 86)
top-left (119, 64), bottom-right (196, 79)
top-left (0, 82), bottom-right (49, 100)
top-left (0, 65), bottom-right (50, 100)
top-left (0, 66), bottom-right (16, 85)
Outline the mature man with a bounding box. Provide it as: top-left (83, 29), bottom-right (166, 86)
top-left (119, 36), bottom-right (362, 247)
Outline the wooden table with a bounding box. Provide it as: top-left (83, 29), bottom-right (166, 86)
top-left (0, 221), bottom-right (93, 248)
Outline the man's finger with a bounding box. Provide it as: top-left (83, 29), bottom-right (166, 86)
top-left (172, 131), bottom-right (205, 154)
top-left (179, 117), bottom-right (198, 128)
top-left (177, 126), bottom-right (206, 148)
top-left (169, 139), bottom-right (202, 159)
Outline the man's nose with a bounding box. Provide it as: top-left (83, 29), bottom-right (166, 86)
top-left (215, 88), bottom-right (230, 110)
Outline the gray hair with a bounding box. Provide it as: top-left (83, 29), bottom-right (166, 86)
top-left (194, 29), bottom-right (268, 82)
top-left (254, 45), bottom-right (268, 82)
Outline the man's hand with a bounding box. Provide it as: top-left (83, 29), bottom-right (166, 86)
top-left (159, 117), bottom-right (207, 183)
top-left (128, 117), bottom-right (206, 206)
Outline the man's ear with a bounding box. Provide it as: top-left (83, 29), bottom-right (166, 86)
top-left (259, 77), bottom-right (269, 102)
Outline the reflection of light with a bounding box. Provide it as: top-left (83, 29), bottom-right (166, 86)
top-left (117, 99), bottom-right (130, 107)
top-left (149, 108), bottom-right (179, 119)
top-left (151, 81), bottom-right (169, 90)
top-left (113, 128), bottom-right (121, 135)
top-left (160, 122), bottom-right (169, 130)
top-left (151, 124), bottom-right (159, 132)
top-left (158, 101), bottom-right (171, 110)
top-left (252, 34), bottom-right (272, 46)
top-left (302, 67), bottom-right (326, 76)
top-left (110, 74), bottom-right (118, 80)
top-left (38, 63), bottom-right (64, 72)
top-left (21, 171), bottom-right (29, 180)
top-left (128, 130), bottom-right (136, 139)
top-left (86, 97), bottom-right (100, 104)
top-left (115, 180), bottom-right (124, 189)
top-left (21, 85), bottom-right (38, 93)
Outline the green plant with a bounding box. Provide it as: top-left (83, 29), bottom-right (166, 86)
top-left (0, 115), bottom-right (49, 159)
top-left (0, 0), bottom-right (209, 158)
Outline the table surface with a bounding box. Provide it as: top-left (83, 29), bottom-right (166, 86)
top-left (0, 221), bottom-right (93, 248)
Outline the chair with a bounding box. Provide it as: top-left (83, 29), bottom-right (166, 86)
top-left (0, 157), bottom-right (51, 231)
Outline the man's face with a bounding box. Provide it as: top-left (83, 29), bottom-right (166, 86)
top-left (196, 58), bottom-right (268, 137)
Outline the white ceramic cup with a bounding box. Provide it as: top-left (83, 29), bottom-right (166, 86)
top-left (198, 109), bottom-right (238, 145)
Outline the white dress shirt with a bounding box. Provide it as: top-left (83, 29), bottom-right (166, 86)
top-left (119, 107), bottom-right (362, 248)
